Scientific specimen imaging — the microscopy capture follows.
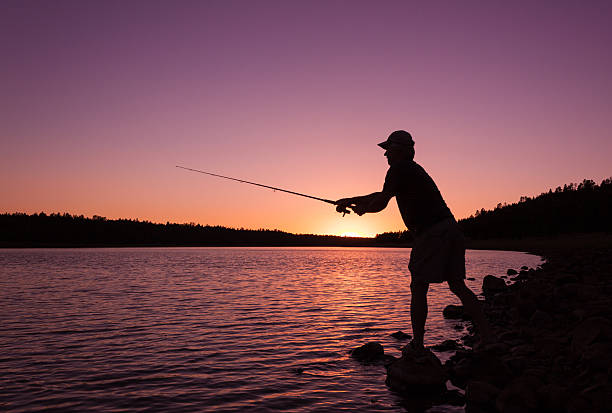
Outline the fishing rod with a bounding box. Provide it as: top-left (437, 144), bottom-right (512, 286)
top-left (176, 165), bottom-right (353, 214)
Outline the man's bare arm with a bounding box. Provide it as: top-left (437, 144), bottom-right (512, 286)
top-left (336, 192), bottom-right (394, 215)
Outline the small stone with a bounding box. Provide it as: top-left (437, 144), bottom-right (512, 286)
top-left (390, 330), bottom-right (411, 340)
top-left (351, 342), bottom-right (384, 362)
top-left (443, 304), bottom-right (470, 320)
top-left (507, 269), bottom-right (518, 275)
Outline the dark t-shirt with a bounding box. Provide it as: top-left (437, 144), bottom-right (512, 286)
top-left (383, 159), bottom-right (453, 234)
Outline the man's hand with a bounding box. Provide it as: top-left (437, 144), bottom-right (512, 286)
top-left (351, 204), bottom-right (367, 216)
top-left (335, 198), bottom-right (355, 208)
top-left (335, 197), bottom-right (367, 216)
top-left (335, 198), bottom-right (355, 215)
top-left (335, 192), bottom-right (392, 216)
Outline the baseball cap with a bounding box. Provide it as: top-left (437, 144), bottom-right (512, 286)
top-left (378, 130), bottom-right (415, 149)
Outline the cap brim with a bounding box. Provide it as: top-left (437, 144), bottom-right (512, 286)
top-left (378, 141), bottom-right (391, 149)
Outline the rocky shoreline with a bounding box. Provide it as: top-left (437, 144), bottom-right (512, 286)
top-left (353, 242), bottom-right (612, 412)
top-left (446, 245), bottom-right (612, 413)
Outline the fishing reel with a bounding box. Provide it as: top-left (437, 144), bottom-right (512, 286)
top-left (335, 204), bottom-right (354, 216)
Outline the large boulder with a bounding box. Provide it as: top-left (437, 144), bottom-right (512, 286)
top-left (386, 346), bottom-right (447, 394)
top-left (483, 274), bottom-right (507, 296)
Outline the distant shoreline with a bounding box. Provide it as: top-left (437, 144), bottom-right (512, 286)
top-left (2, 233), bottom-right (610, 251)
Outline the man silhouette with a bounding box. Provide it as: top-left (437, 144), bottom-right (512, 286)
top-left (336, 130), bottom-right (492, 350)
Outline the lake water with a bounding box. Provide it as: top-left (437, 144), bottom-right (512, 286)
top-left (0, 247), bottom-right (542, 412)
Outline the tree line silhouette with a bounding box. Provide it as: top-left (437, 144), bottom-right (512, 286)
top-left (460, 177), bottom-right (612, 239)
top-left (0, 213), bottom-right (375, 247)
top-left (2, 177), bottom-right (609, 247)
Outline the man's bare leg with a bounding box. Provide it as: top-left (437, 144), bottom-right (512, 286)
top-left (447, 279), bottom-right (493, 344)
top-left (410, 282), bottom-right (430, 347)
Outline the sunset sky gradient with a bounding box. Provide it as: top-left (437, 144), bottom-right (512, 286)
top-left (2, 1), bottom-right (611, 237)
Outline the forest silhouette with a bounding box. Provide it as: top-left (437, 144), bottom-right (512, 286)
top-left (459, 177), bottom-right (612, 239)
top-left (0, 213), bottom-right (373, 247)
top-left (1, 177), bottom-right (610, 247)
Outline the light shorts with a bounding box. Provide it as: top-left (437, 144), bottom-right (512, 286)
top-left (408, 217), bottom-right (466, 285)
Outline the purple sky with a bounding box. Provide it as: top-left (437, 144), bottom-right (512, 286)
top-left (2, 1), bottom-right (611, 236)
